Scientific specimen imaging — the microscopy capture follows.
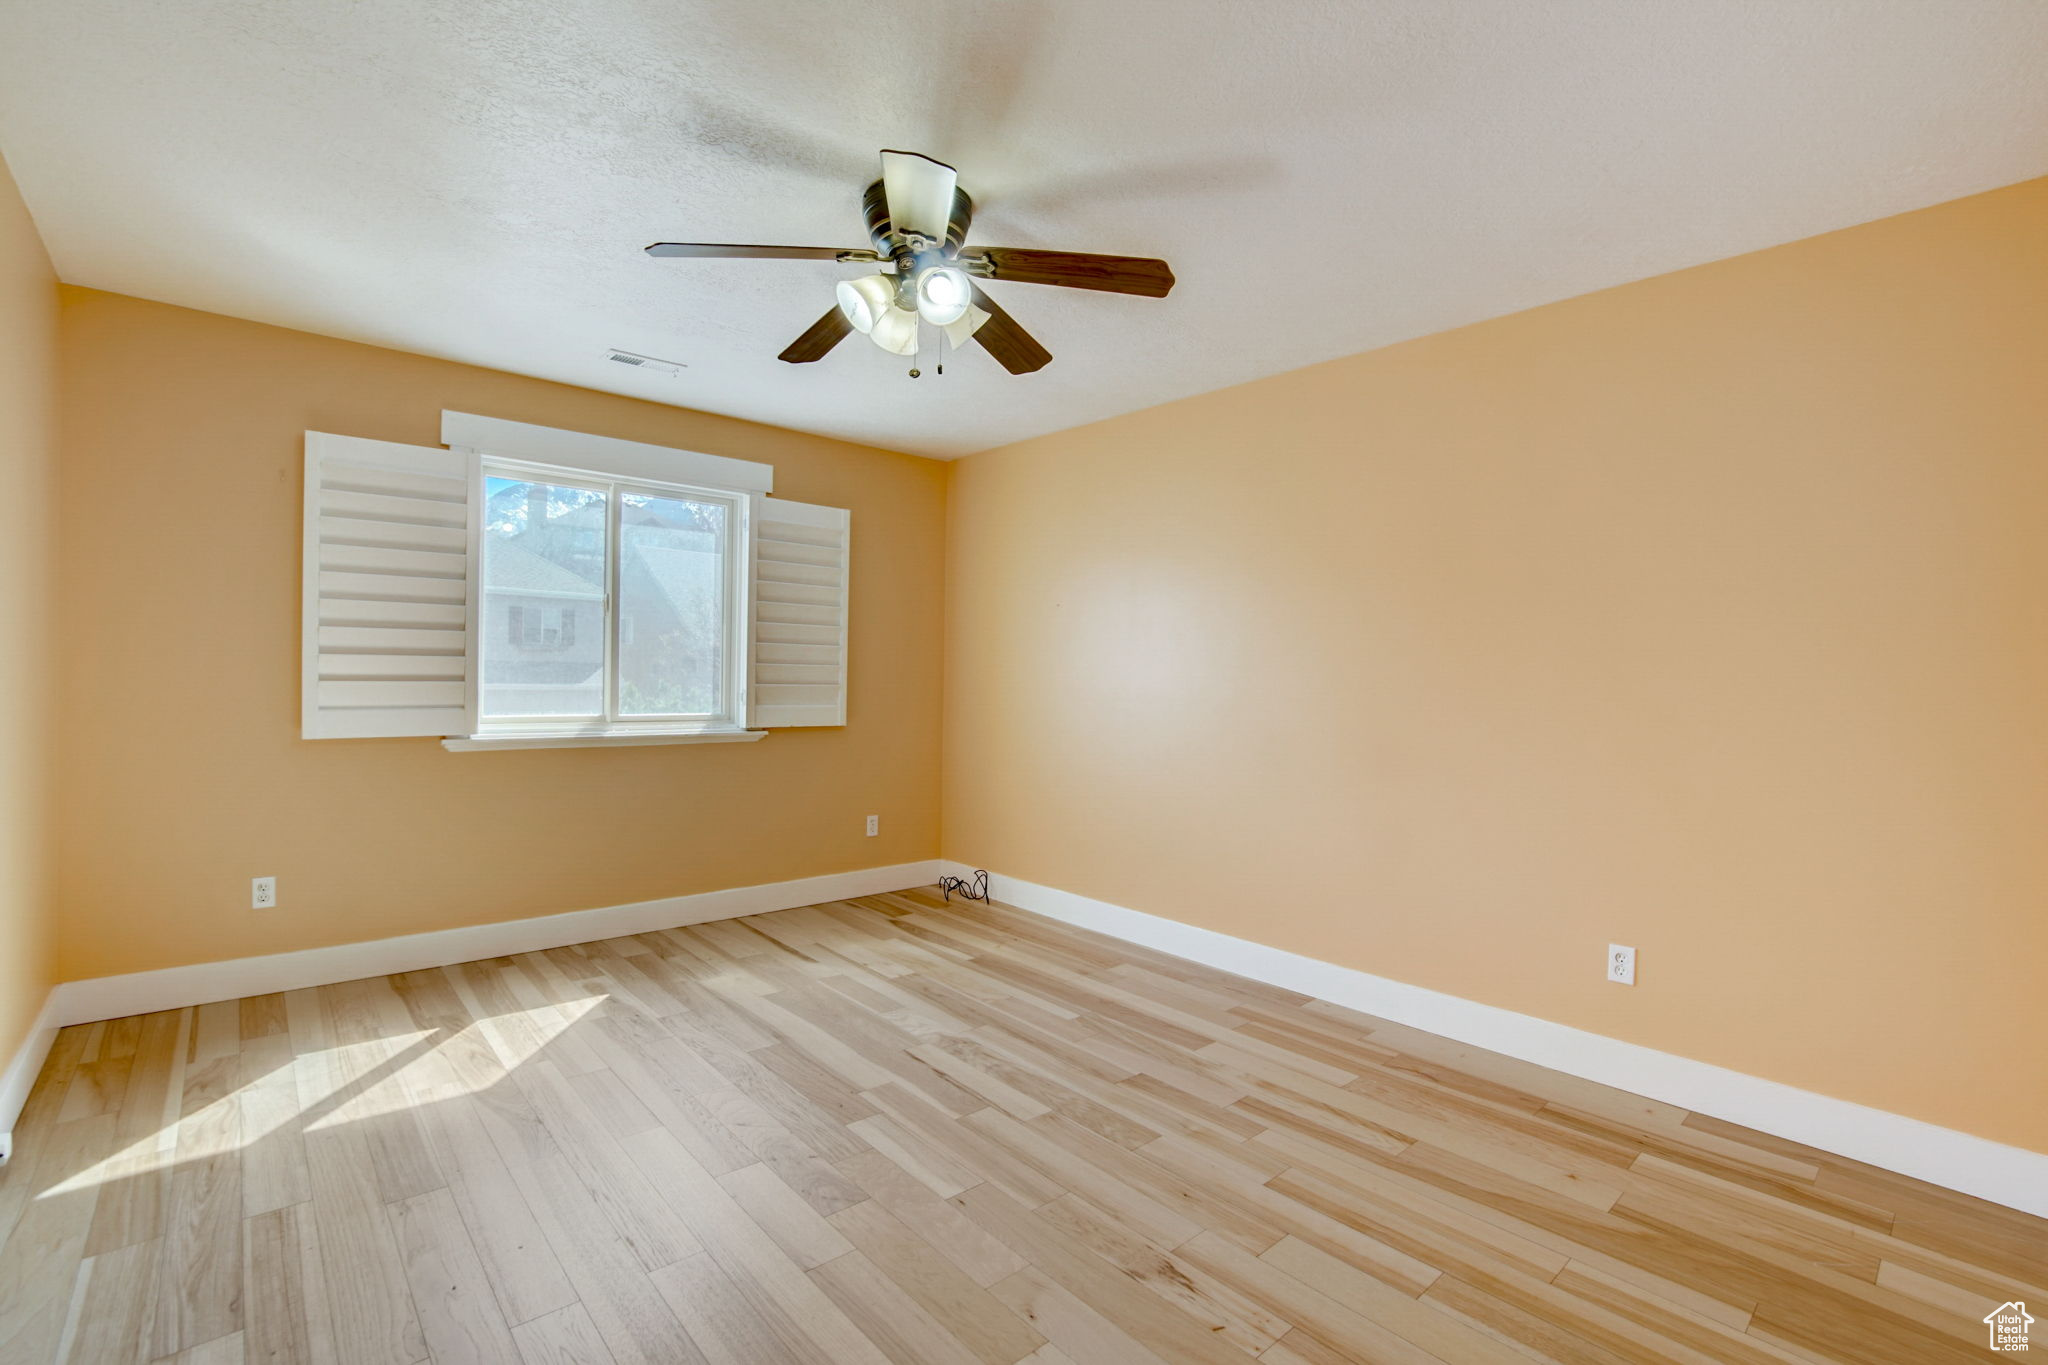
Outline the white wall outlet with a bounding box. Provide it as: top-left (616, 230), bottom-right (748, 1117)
top-left (1607, 943), bottom-right (1636, 985)
top-left (865, 815), bottom-right (879, 837)
top-left (252, 876), bottom-right (277, 909)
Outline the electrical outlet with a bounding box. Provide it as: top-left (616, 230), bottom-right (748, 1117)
top-left (865, 815), bottom-right (879, 837)
top-left (252, 876), bottom-right (277, 910)
top-left (1607, 943), bottom-right (1636, 985)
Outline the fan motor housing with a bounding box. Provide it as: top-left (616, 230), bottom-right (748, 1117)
top-left (863, 179), bottom-right (974, 257)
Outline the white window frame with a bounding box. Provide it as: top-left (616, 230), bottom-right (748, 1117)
top-left (467, 457), bottom-right (752, 742)
top-left (439, 413), bottom-right (775, 750)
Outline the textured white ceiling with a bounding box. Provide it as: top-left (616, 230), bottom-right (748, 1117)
top-left (3, 1), bottom-right (2046, 458)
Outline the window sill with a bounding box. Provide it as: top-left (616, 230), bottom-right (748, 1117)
top-left (441, 727), bottom-right (767, 752)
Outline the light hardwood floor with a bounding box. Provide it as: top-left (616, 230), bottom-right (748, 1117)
top-left (0, 886), bottom-right (2041, 1364)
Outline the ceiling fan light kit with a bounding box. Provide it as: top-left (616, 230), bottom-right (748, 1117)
top-left (645, 149), bottom-right (1175, 377)
top-left (868, 304), bottom-right (921, 356)
top-left (941, 303), bottom-right (991, 350)
top-left (834, 274), bottom-right (895, 334)
top-left (912, 264), bottom-right (973, 325)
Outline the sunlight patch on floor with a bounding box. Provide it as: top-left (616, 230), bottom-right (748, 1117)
top-left (36, 995), bottom-right (601, 1197)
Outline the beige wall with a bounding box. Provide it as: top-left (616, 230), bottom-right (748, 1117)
top-left (944, 177), bottom-right (2048, 1154)
top-left (0, 153), bottom-right (57, 1065)
top-left (55, 289), bottom-right (945, 982)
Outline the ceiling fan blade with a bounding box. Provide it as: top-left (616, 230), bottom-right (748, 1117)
top-left (778, 307), bottom-right (854, 363)
top-left (964, 247), bottom-right (1175, 298)
top-left (967, 285), bottom-right (1051, 374)
top-left (878, 150), bottom-right (959, 241)
top-left (646, 242), bottom-right (878, 262)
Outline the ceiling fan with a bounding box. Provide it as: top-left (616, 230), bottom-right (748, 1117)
top-left (645, 150), bottom-right (1175, 376)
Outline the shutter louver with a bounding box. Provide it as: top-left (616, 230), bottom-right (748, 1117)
top-left (302, 432), bottom-right (478, 739)
top-left (748, 497), bottom-right (849, 728)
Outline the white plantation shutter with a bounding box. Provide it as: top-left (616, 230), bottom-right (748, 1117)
top-left (749, 497), bottom-right (849, 728)
top-left (302, 432), bottom-right (478, 739)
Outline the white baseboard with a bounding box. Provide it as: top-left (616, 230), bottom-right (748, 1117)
top-left (0, 995), bottom-right (58, 1167)
top-left (0, 859), bottom-right (942, 1149)
top-left (940, 862), bottom-right (2048, 1219)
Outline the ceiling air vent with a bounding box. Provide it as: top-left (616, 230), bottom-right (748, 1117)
top-left (604, 348), bottom-right (685, 376)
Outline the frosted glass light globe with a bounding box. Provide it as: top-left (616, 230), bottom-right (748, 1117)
top-left (914, 266), bottom-right (972, 326)
top-left (869, 305), bottom-right (920, 355)
top-left (834, 274), bottom-right (895, 333)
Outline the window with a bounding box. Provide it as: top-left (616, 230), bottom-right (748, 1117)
top-left (301, 415), bottom-right (849, 748)
top-left (478, 466), bottom-right (741, 733)
top-left (508, 604), bottom-right (576, 650)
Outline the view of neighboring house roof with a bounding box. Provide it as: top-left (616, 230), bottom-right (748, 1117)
top-left (630, 543), bottom-right (719, 623)
top-left (483, 539), bottom-right (604, 597)
top-left (483, 478), bottom-right (720, 604)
